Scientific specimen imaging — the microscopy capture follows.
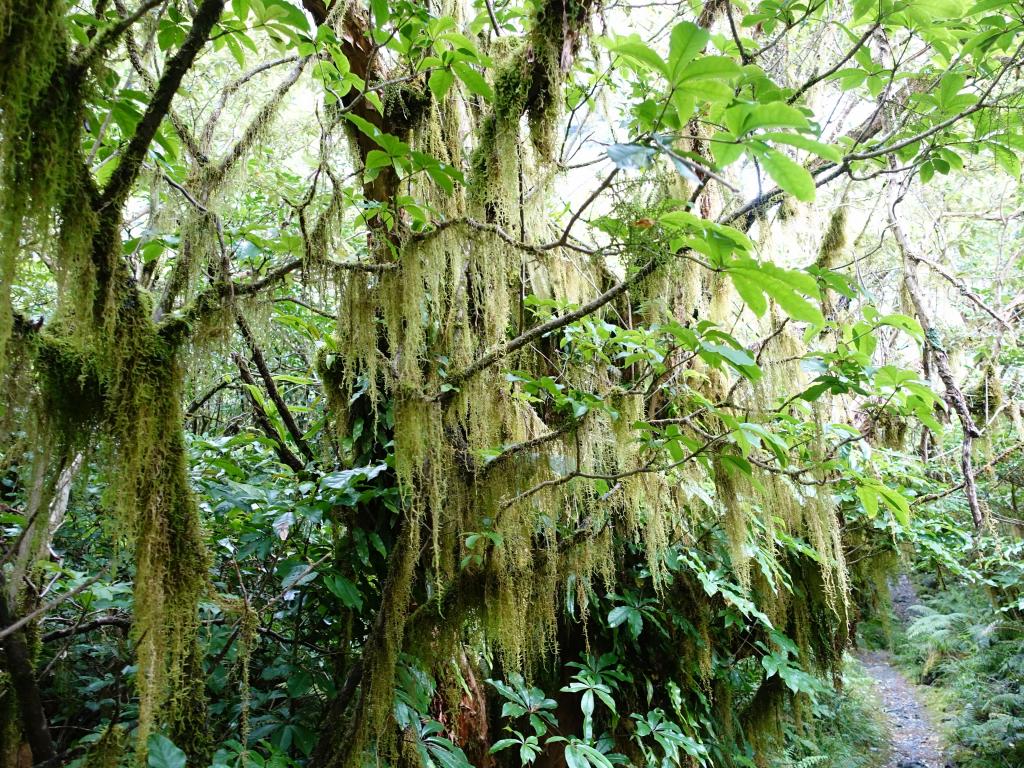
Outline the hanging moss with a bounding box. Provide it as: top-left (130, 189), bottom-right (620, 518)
top-left (0, 0), bottom-right (92, 372)
top-left (82, 724), bottom-right (128, 768)
top-left (816, 207), bottom-right (848, 271)
top-left (339, 515), bottom-right (423, 768)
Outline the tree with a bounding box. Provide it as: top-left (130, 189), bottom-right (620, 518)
top-left (0, 0), bottom-right (1022, 766)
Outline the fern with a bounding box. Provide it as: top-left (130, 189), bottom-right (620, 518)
top-left (791, 756), bottom-right (829, 768)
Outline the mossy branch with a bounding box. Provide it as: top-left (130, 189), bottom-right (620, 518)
top-left (99, 0), bottom-right (224, 211)
top-left (199, 55), bottom-right (302, 151)
top-left (203, 54), bottom-right (311, 189)
top-left (442, 257), bottom-right (660, 393)
top-left (0, 570), bottom-right (57, 764)
top-left (71, 0), bottom-right (164, 72)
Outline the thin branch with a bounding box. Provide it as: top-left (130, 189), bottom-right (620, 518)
top-left (0, 575), bottom-right (103, 642)
top-left (175, 252), bottom-right (391, 331)
top-left (186, 378), bottom-right (233, 416)
top-left (723, 47), bottom-right (1024, 228)
top-left (913, 440), bottom-right (1024, 507)
top-left (656, 144), bottom-right (740, 193)
top-left (236, 316), bottom-right (316, 463)
top-left (200, 56), bottom-right (302, 150)
top-left (481, 423), bottom-right (577, 473)
top-left (204, 54), bottom-right (311, 186)
top-left (787, 24), bottom-right (880, 105)
top-left (273, 297), bottom-right (335, 319)
top-left (484, 0), bottom-right (502, 35)
top-left (411, 218), bottom-right (549, 255)
top-left (443, 257), bottom-right (661, 392)
top-left (911, 253), bottom-right (1013, 330)
top-left (725, 2), bottom-right (750, 65)
top-left (163, 173), bottom-right (208, 213)
top-left (42, 615), bottom-right (132, 643)
top-left (500, 432), bottom-right (728, 509)
top-left (540, 169), bottom-right (620, 250)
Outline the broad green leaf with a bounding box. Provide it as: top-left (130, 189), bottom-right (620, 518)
top-left (428, 68), bottom-right (455, 100)
top-left (677, 56), bottom-right (742, 82)
top-left (325, 574), bottom-right (364, 610)
top-left (756, 147), bottom-right (816, 201)
top-left (710, 132), bottom-right (744, 166)
top-left (659, 210), bottom-right (754, 253)
top-left (452, 61), bottom-right (493, 101)
top-left (758, 132), bottom-right (842, 162)
top-left (668, 22), bottom-right (710, 82)
top-left (602, 35), bottom-right (667, 75)
top-left (743, 102), bottom-right (810, 133)
top-left (877, 485), bottom-right (911, 527)
top-left (856, 484), bottom-right (879, 519)
top-left (147, 735), bottom-right (186, 768)
top-left (607, 143), bottom-right (656, 169)
top-left (730, 272), bottom-right (768, 316)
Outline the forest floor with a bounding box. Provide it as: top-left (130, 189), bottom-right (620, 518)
top-left (856, 576), bottom-right (948, 768)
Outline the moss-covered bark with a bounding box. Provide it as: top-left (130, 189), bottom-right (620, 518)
top-left (0, 1), bottom-right (224, 762)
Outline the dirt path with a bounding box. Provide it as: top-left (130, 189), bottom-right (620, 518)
top-left (856, 575), bottom-right (946, 768)
top-left (858, 650), bottom-right (946, 768)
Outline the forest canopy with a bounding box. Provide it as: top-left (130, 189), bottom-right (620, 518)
top-left (1, 0), bottom-right (1023, 767)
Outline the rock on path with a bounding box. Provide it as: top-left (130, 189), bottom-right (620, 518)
top-left (857, 649), bottom-right (946, 768)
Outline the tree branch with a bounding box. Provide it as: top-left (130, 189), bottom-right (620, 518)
top-left (888, 177), bottom-right (984, 528)
top-left (42, 615), bottom-right (132, 642)
top-left (236, 316), bottom-right (316, 463)
top-left (100, 0), bottom-right (224, 210)
top-left (442, 257), bottom-right (660, 393)
top-left (72, 0), bottom-right (165, 72)
top-left (233, 353), bottom-right (307, 472)
top-left (787, 24), bottom-right (880, 105)
top-left (912, 253), bottom-right (1013, 330)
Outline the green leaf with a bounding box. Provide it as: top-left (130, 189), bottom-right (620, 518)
top-left (730, 272), bottom-right (768, 316)
top-left (876, 313), bottom-right (924, 341)
top-left (491, 739), bottom-right (521, 753)
top-left (659, 210), bottom-right (754, 253)
top-left (756, 147), bottom-right (816, 201)
top-left (877, 485), bottom-right (911, 527)
top-left (602, 36), bottom-right (667, 75)
top-left (370, 0), bottom-right (389, 25)
top-left (607, 143), bottom-right (656, 169)
top-left (452, 61), bottom-right (493, 101)
top-left (742, 102), bottom-right (809, 133)
top-left (147, 735), bottom-right (186, 768)
top-left (711, 132), bottom-right (744, 166)
top-left (365, 149), bottom-right (393, 170)
top-left (856, 485), bottom-right (879, 519)
top-left (990, 143), bottom-right (1021, 178)
top-left (428, 68), bottom-right (455, 100)
top-left (727, 259), bottom-right (823, 324)
top-left (325, 574), bottom-right (364, 610)
top-left (758, 132), bottom-right (842, 162)
top-left (677, 56), bottom-right (742, 82)
top-left (607, 606), bottom-right (631, 627)
top-left (668, 22), bottom-right (709, 82)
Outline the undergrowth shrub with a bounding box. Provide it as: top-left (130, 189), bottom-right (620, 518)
top-left (898, 582), bottom-right (1024, 768)
top-left (780, 657), bottom-right (889, 768)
